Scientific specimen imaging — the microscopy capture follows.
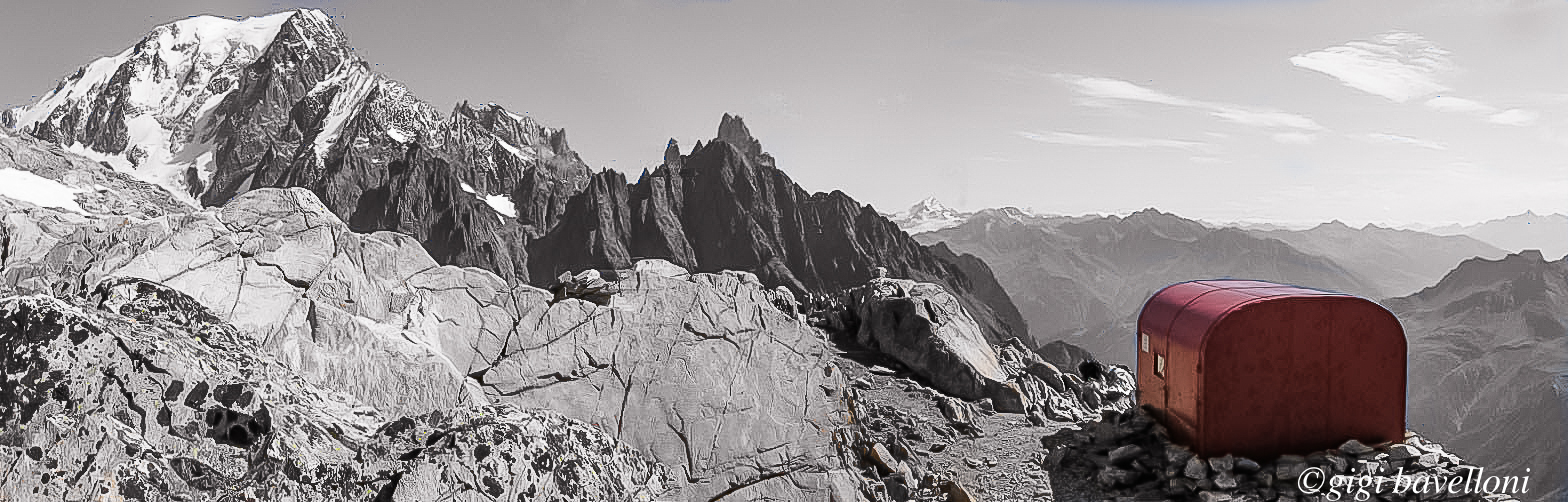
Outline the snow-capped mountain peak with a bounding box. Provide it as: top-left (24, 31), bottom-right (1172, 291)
top-left (1, 9), bottom-right (334, 204)
top-left (891, 197), bottom-right (972, 234)
top-left (909, 196), bottom-right (955, 217)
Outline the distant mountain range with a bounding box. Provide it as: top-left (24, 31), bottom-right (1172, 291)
top-left (915, 206), bottom-right (1377, 365)
top-left (901, 198), bottom-right (1523, 361)
top-left (1423, 211), bottom-right (1568, 261)
top-left (1249, 221), bottom-right (1508, 297)
top-left (1385, 250), bottom-right (1568, 501)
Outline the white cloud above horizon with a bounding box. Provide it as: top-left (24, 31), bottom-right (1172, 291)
top-left (1488, 109), bottom-right (1538, 126)
top-left (1366, 132), bottom-right (1447, 150)
top-left (1425, 95), bottom-right (1497, 114)
top-left (1272, 132), bottom-right (1319, 145)
top-left (1290, 31), bottom-right (1452, 103)
top-left (1016, 130), bottom-right (1212, 151)
top-left (1424, 96), bottom-right (1541, 127)
top-left (1057, 74), bottom-right (1323, 131)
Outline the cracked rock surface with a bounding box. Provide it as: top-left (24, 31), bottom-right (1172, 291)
top-left (2, 187), bottom-right (853, 500)
top-left (0, 283), bottom-right (669, 501)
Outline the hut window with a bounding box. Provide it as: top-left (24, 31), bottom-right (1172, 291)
top-left (1156, 354), bottom-right (1166, 377)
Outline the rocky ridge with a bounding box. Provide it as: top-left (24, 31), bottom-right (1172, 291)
top-left (529, 115), bottom-right (1026, 345)
top-left (0, 128), bottom-right (187, 219)
top-left (3, 10), bottom-right (1025, 347)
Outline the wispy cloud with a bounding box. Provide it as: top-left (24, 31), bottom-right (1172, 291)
top-left (1016, 130), bottom-right (1211, 151)
top-left (1272, 132), bottom-right (1319, 145)
top-left (1064, 75), bottom-right (1197, 107)
top-left (1488, 109), bottom-right (1538, 127)
top-left (1424, 96), bottom-right (1540, 127)
top-left (1212, 108), bottom-right (1321, 130)
top-left (972, 155), bottom-right (1020, 163)
top-left (1056, 74), bottom-right (1323, 131)
top-left (1291, 31), bottom-right (1452, 103)
top-left (1424, 96), bottom-right (1497, 114)
top-left (1366, 133), bottom-right (1448, 150)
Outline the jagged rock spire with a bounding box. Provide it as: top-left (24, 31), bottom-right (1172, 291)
top-left (716, 113), bottom-right (763, 158)
top-left (663, 138), bottom-right (681, 168)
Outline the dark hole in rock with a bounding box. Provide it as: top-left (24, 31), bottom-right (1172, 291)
top-left (246, 417), bottom-right (270, 438)
top-left (202, 406), bottom-right (262, 448)
top-left (203, 409), bottom-right (223, 427)
top-left (25, 446), bottom-right (41, 461)
top-left (1079, 359), bottom-right (1105, 380)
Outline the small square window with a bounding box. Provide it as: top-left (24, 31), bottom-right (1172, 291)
top-left (1141, 333), bottom-right (1150, 353)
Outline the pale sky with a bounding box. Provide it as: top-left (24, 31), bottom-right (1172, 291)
top-left (4, 0), bottom-right (1567, 227)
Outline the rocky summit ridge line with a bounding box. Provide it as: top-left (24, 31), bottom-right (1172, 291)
top-left (4, 8), bottom-right (1024, 343)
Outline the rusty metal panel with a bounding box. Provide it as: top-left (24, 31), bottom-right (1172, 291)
top-left (1137, 280), bottom-right (1407, 459)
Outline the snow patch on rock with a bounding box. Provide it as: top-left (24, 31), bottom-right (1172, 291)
top-left (0, 168), bottom-right (86, 214)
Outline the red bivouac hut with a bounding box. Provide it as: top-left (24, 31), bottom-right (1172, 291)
top-left (1136, 280), bottom-right (1406, 459)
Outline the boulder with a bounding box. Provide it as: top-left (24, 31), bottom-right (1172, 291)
top-left (845, 278), bottom-right (1009, 405)
top-left (1339, 439), bottom-right (1374, 456)
top-left (631, 258), bottom-right (690, 279)
top-left (1109, 444), bottom-right (1145, 466)
top-left (766, 285), bottom-right (801, 316)
top-left (550, 268), bottom-right (617, 305)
